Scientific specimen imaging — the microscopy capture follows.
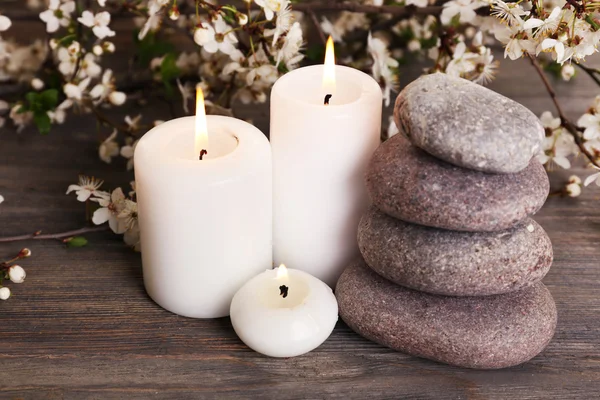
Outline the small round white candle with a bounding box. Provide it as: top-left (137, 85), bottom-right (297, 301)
top-left (134, 112), bottom-right (272, 319)
top-left (230, 264), bottom-right (338, 358)
top-left (270, 39), bottom-right (382, 288)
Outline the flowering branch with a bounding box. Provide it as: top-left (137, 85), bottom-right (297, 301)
top-left (527, 54), bottom-right (600, 169)
top-left (291, 3), bottom-right (442, 17)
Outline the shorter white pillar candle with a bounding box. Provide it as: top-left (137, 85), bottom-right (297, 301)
top-left (230, 264), bottom-right (338, 357)
top-left (135, 115), bottom-right (272, 319)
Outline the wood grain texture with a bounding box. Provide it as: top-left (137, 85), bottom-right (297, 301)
top-left (1, 17), bottom-right (600, 400)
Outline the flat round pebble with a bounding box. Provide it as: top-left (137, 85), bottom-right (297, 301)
top-left (394, 73), bottom-right (544, 174)
top-left (336, 259), bottom-right (557, 369)
top-left (358, 206), bottom-right (553, 296)
top-left (366, 135), bottom-right (549, 232)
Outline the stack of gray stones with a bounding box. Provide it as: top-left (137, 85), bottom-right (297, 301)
top-left (336, 73), bottom-right (558, 369)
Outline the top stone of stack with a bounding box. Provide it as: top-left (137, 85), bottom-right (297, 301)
top-left (394, 73), bottom-right (544, 174)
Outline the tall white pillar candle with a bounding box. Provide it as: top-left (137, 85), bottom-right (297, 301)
top-left (134, 115), bottom-right (272, 318)
top-left (270, 65), bottom-right (382, 287)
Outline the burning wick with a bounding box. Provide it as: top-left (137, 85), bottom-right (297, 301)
top-left (324, 94), bottom-right (332, 105)
top-left (279, 285), bottom-right (289, 299)
top-left (199, 149), bottom-right (208, 161)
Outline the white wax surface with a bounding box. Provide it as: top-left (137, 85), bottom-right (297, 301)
top-left (134, 116), bottom-right (272, 318)
top-left (230, 267), bottom-right (338, 358)
top-left (270, 65), bottom-right (383, 287)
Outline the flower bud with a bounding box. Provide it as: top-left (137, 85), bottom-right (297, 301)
top-left (566, 182), bottom-right (581, 197)
top-left (169, 5), bottom-right (180, 20)
top-left (0, 287), bottom-right (10, 300)
top-left (8, 265), bottom-right (26, 283)
top-left (31, 78), bottom-right (45, 90)
top-left (238, 14), bottom-right (248, 25)
top-left (104, 42), bottom-right (115, 53)
top-left (561, 64), bottom-right (575, 82)
top-left (49, 39), bottom-right (58, 50)
top-left (18, 248), bottom-right (32, 258)
top-left (93, 44), bottom-right (104, 56)
top-left (109, 91), bottom-right (127, 106)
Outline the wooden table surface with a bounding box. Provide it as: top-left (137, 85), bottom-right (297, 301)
top-left (1, 27), bottom-right (600, 398)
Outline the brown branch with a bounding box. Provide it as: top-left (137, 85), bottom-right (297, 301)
top-left (292, 3), bottom-right (442, 17)
top-left (307, 8), bottom-right (327, 46)
top-left (0, 226), bottom-right (109, 243)
top-left (527, 54), bottom-right (600, 168)
top-left (574, 62), bottom-right (600, 87)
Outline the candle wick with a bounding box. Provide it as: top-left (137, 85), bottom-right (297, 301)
top-left (199, 149), bottom-right (208, 160)
top-left (279, 285), bottom-right (289, 299)
top-left (324, 94), bottom-right (332, 105)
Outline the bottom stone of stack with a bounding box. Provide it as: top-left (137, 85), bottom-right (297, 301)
top-left (336, 259), bottom-right (557, 369)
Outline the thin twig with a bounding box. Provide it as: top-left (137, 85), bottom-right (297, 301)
top-left (307, 8), bottom-right (327, 46)
top-left (574, 62), bottom-right (600, 87)
top-left (0, 226), bottom-right (109, 243)
top-left (292, 3), bottom-right (442, 17)
top-left (528, 54), bottom-right (600, 168)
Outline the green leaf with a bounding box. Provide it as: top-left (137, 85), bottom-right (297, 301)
top-left (135, 31), bottom-right (175, 67)
top-left (33, 112), bottom-right (51, 135)
top-left (305, 44), bottom-right (325, 62)
top-left (39, 89), bottom-right (59, 109)
top-left (65, 236), bottom-right (88, 248)
top-left (160, 53), bottom-right (180, 97)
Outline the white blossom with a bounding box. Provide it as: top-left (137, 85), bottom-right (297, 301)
top-left (92, 187), bottom-right (128, 233)
top-left (64, 77), bottom-right (91, 101)
top-left (47, 99), bottom-right (72, 124)
top-left (255, 0), bottom-right (288, 21)
top-left (39, 0), bottom-right (75, 33)
top-left (584, 165), bottom-right (600, 187)
top-left (523, 7), bottom-right (561, 37)
top-left (9, 104), bottom-right (33, 132)
top-left (8, 265), bottom-right (26, 284)
top-left (578, 112), bottom-right (600, 141)
top-left (0, 287), bottom-right (10, 301)
top-left (367, 33), bottom-right (399, 106)
top-left (138, 0), bottom-right (169, 40)
top-left (495, 23), bottom-right (536, 60)
top-left (99, 130), bottom-right (120, 164)
top-left (268, 1), bottom-right (293, 45)
top-left (194, 16), bottom-right (238, 55)
top-left (78, 11), bottom-right (115, 39)
top-left (441, 0), bottom-right (486, 26)
top-left (66, 175), bottom-right (108, 202)
top-left (275, 22), bottom-right (304, 69)
top-left (90, 69), bottom-right (126, 106)
top-left (537, 111), bottom-right (577, 169)
top-left (120, 139), bottom-right (139, 171)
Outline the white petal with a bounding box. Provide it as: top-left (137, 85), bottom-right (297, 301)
top-left (584, 172), bottom-right (600, 187)
top-left (63, 83), bottom-right (81, 99)
top-left (523, 18), bottom-right (543, 30)
top-left (76, 189), bottom-right (91, 202)
top-left (66, 184), bottom-right (81, 194)
top-left (78, 11), bottom-right (95, 27)
top-left (92, 207), bottom-right (111, 225)
top-left (541, 38), bottom-right (557, 51)
top-left (553, 156), bottom-right (571, 169)
top-left (90, 84), bottom-right (105, 99)
top-left (95, 11), bottom-right (111, 26)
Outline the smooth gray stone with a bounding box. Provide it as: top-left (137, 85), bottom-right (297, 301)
top-left (366, 134), bottom-right (549, 232)
top-left (394, 73), bottom-right (544, 174)
top-left (336, 259), bottom-right (557, 369)
top-left (358, 207), bottom-right (553, 296)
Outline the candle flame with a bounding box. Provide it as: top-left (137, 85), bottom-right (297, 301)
top-left (195, 84), bottom-right (208, 159)
top-left (276, 264), bottom-right (288, 279)
top-left (322, 36), bottom-right (336, 97)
